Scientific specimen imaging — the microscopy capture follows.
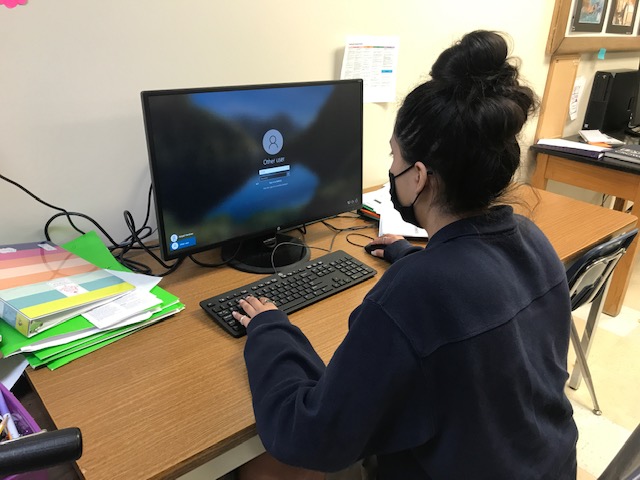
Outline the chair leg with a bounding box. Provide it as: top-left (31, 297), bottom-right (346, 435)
top-left (570, 317), bottom-right (602, 415)
top-left (569, 283), bottom-right (609, 389)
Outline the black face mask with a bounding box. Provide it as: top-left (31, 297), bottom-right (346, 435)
top-left (388, 164), bottom-right (422, 228)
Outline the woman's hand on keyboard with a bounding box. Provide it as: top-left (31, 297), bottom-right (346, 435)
top-left (233, 296), bottom-right (279, 328)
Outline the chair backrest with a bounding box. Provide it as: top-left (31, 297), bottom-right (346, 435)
top-left (599, 422), bottom-right (640, 480)
top-left (565, 228), bottom-right (638, 311)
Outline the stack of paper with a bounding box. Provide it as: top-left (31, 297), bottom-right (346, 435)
top-left (578, 130), bottom-right (625, 146)
top-left (0, 232), bottom-right (184, 370)
top-left (362, 184), bottom-right (428, 239)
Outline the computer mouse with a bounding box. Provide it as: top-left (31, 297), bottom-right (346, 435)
top-left (364, 243), bottom-right (387, 255)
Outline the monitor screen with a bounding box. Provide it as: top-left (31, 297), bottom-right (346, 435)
top-left (141, 79), bottom-right (363, 273)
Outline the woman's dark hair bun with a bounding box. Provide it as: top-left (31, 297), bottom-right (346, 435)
top-left (431, 30), bottom-right (509, 88)
top-left (430, 30), bottom-right (536, 141)
top-left (393, 30), bottom-right (539, 214)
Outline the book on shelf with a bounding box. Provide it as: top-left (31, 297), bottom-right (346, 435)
top-left (601, 144), bottom-right (640, 165)
top-left (534, 138), bottom-right (611, 159)
top-left (0, 241), bottom-right (135, 337)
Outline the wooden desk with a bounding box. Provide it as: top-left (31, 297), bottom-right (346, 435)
top-left (24, 187), bottom-right (637, 480)
top-left (531, 149), bottom-right (640, 316)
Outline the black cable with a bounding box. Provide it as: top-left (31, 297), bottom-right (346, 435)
top-left (110, 202), bottom-right (181, 276)
top-left (345, 232), bottom-right (375, 247)
top-left (189, 255), bottom-right (233, 268)
top-left (264, 228), bottom-right (310, 273)
top-left (2, 173), bottom-right (86, 236)
top-left (321, 216), bottom-right (375, 233)
top-left (269, 241), bottom-right (329, 274)
top-left (4, 173), bottom-right (379, 276)
top-left (43, 211), bottom-right (118, 247)
top-left (269, 218), bottom-right (376, 272)
top-left (625, 125), bottom-right (640, 137)
top-left (2, 173), bottom-right (180, 276)
top-left (321, 216), bottom-right (376, 251)
top-left (188, 242), bottom-right (243, 268)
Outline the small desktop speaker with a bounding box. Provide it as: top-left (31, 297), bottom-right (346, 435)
top-left (582, 69), bottom-right (640, 135)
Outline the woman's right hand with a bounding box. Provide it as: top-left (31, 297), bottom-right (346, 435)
top-left (366, 234), bottom-right (405, 258)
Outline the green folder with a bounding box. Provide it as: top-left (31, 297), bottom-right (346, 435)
top-left (1, 231), bottom-right (184, 369)
top-left (31, 301), bottom-right (181, 362)
top-left (25, 304), bottom-right (183, 370)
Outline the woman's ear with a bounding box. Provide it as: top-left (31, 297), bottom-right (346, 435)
top-left (413, 161), bottom-right (431, 192)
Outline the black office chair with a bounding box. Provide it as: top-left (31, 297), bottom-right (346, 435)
top-left (565, 228), bottom-right (638, 416)
top-left (0, 427), bottom-right (82, 476)
top-left (599, 422), bottom-right (640, 480)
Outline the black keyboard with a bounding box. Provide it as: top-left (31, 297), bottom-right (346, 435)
top-left (200, 250), bottom-right (377, 338)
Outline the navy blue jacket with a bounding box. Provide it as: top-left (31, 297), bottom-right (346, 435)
top-left (244, 205), bottom-right (578, 479)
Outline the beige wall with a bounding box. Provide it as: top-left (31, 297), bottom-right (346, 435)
top-left (0, 0), bottom-right (584, 245)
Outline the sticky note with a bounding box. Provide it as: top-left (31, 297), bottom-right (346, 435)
top-left (598, 48), bottom-right (606, 60)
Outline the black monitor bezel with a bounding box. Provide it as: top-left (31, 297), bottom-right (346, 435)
top-left (141, 78), bottom-right (364, 262)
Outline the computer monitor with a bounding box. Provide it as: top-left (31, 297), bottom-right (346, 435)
top-left (141, 79), bottom-right (364, 273)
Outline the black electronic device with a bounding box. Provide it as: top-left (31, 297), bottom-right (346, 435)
top-left (364, 242), bottom-right (387, 254)
top-left (199, 250), bottom-right (376, 337)
top-left (141, 79), bottom-right (364, 273)
top-left (628, 75), bottom-right (640, 135)
top-left (582, 69), bottom-right (640, 137)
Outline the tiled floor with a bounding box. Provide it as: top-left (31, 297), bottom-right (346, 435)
top-left (572, 253), bottom-right (640, 479)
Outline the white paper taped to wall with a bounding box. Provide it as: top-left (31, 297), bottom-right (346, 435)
top-left (341, 35), bottom-right (399, 103)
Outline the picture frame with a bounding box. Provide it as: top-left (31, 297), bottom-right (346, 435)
top-left (571, 0), bottom-right (609, 32)
top-left (605, 0), bottom-right (638, 34)
top-left (547, 0), bottom-right (640, 54)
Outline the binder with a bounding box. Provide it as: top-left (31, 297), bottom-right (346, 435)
top-left (0, 241), bottom-right (135, 337)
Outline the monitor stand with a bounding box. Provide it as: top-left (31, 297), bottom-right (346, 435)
top-left (221, 232), bottom-right (311, 274)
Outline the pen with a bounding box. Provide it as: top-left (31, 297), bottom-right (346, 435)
top-left (0, 394), bottom-right (20, 439)
top-left (0, 414), bottom-right (8, 438)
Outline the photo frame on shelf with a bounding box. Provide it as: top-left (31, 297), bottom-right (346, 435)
top-left (605, 0), bottom-right (638, 34)
top-left (547, 0), bottom-right (640, 54)
top-left (571, 0), bottom-right (609, 32)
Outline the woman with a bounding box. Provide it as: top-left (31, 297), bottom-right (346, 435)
top-left (232, 30), bottom-right (578, 479)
